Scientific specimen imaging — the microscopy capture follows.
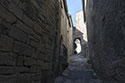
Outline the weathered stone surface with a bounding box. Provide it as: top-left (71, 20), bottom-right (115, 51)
top-left (37, 60), bottom-right (44, 66)
top-left (0, 35), bottom-right (13, 51)
top-left (16, 67), bottom-right (29, 73)
top-left (9, 27), bottom-right (27, 42)
top-left (9, 1), bottom-right (23, 19)
top-left (0, 66), bottom-right (17, 75)
top-left (0, 5), bottom-right (17, 23)
top-left (24, 57), bottom-right (36, 66)
top-left (85, 0), bottom-right (125, 82)
top-left (0, 0), bottom-right (72, 83)
top-left (30, 66), bottom-right (41, 73)
top-left (0, 75), bottom-right (17, 83)
top-left (0, 52), bottom-right (17, 66)
top-left (15, 74), bottom-right (32, 83)
top-left (30, 73), bottom-right (42, 82)
top-left (14, 41), bottom-right (31, 56)
top-left (15, 21), bottom-right (34, 35)
top-left (16, 55), bottom-right (24, 66)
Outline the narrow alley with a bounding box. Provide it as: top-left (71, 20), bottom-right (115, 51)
top-left (54, 54), bottom-right (101, 83)
top-left (0, 0), bottom-right (124, 83)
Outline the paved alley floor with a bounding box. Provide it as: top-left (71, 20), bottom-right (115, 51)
top-left (54, 54), bottom-right (101, 83)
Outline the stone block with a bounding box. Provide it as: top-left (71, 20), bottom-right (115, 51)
top-left (24, 57), bottom-right (36, 66)
top-left (32, 22), bottom-right (43, 35)
top-left (0, 52), bottom-right (17, 66)
top-left (27, 34), bottom-right (40, 43)
top-left (22, 14), bottom-right (34, 28)
top-left (0, 5), bottom-right (17, 23)
top-left (30, 66), bottom-right (41, 73)
top-left (31, 73), bottom-right (42, 81)
top-left (30, 40), bottom-right (39, 48)
top-left (37, 50), bottom-right (51, 62)
top-left (0, 35), bottom-right (13, 52)
top-left (37, 42), bottom-right (45, 51)
top-left (0, 75), bottom-right (17, 83)
top-left (44, 54), bottom-right (52, 62)
top-left (0, 0), bottom-right (10, 8)
top-left (16, 67), bottom-right (29, 73)
top-left (31, 48), bottom-right (38, 59)
top-left (0, 66), bottom-right (17, 75)
top-left (14, 41), bottom-right (31, 56)
top-left (37, 60), bottom-right (44, 66)
top-left (13, 0), bottom-right (25, 9)
top-left (11, 0), bottom-right (20, 5)
top-left (9, 2), bottom-right (23, 19)
top-left (37, 50), bottom-right (45, 60)
top-left (9, 27), bottom-right (27, 42)
top-left (16, 74), bottom-right (32, 83)
top-left (0, 24), bottom-right (10, 35)
top-left (15, 21), bottom-right (34, 35)
top-left (16, 55), bottom-right (24, 66)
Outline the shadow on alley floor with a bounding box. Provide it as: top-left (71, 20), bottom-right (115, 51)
top-left (54, 54), bottom-right (102, 83)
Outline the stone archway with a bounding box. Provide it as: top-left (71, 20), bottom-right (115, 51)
top-left (74, 38), bottom-right (82, 54)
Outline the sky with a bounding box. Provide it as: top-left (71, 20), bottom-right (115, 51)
top-left (67, 0), bottom-right (83, 26)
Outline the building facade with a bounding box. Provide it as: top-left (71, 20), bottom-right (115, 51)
top-left (74, 10), bottom-right (88, 57)
top-left (0, 0), bottom-right (73, 83)
top-left (57, 0), bottom-right (74, 76)
top-left (75, 10), bottom-right (88, 42)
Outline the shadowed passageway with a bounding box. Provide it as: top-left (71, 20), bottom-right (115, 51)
top-left (54, 54), bottom-right (101, 83)
top-left (0, 0), bottom-right (124, 83)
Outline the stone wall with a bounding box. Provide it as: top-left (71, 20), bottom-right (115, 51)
top-left (86, 0), bottom-right (125, 83)
top-left (67, 15), bottom-right (73, 57)
top-left (54, 0), bottom-right (70, 75)
top-left (0, 0), bottom-right (69, 83)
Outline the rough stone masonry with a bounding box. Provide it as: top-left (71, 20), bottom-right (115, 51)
top-left (85, 0), bottom-right (125, 83)
top-left (0, 0), bottom-right (72, 83)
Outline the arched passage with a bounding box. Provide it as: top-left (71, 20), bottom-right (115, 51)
top-left (74, 38), bottom-right (82, 54)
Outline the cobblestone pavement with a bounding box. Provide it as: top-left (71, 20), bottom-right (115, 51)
top-left (54, 54), bottom-right (101, 83)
